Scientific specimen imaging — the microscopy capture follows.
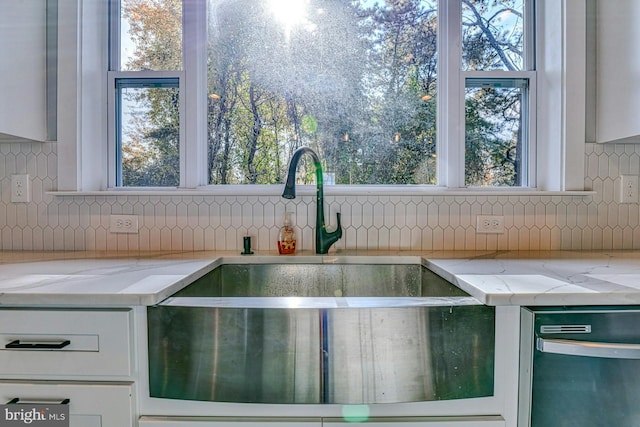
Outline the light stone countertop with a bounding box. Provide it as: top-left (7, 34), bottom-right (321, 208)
top-left (423, 250), bottom-right (640, 306)
top-left (1, 250), bottom-right (640, 307)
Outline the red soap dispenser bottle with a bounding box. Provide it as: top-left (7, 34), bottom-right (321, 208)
top-left (277, 212), bottom-right (296, 255)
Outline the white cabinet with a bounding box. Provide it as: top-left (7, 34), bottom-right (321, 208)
top-left (139, 418), bottom-right (321, 427)
top-left (0, 381), bottom-right (133, 427)
top-left (0, 309), bottom-right (132, 379)
top-left (0, 0), bottom-right (49, 142)
top-left (596, 1), bottom-right (640, 143)
top-left (0, 309), bottom-right (134, 427)
top-left (138, 417), bottom-right (504, 426)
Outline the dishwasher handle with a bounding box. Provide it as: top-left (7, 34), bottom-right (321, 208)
top-left (537, 337), bottom-right (640, 360)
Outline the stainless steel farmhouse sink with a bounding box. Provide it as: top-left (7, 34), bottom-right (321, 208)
top-left (147, 258), bottom-right (495, 405)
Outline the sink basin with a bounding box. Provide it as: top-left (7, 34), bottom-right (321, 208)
top-left (175, 262), bottom-right (469, 297)
top-left (148, 258), bottom-right (495, 405)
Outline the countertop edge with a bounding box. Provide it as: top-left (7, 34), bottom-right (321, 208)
top-left (2, 250), bottom-right (640, 307)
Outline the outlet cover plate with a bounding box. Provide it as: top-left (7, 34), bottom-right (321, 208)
top-left (109, 214), bottom-right (139, 234)
top-left (619, 175), bottom-right (639, 203)
top-left (11, 174), bottom-right (30, 203)
top-left (476, 215), bottom-right (505, 234)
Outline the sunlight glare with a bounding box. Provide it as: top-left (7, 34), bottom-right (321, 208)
top-left (269, 0), bottom-right (309, 28)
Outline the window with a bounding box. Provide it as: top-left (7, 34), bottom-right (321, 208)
top-left (109, 0), bottom-right (184, 188)
top-left (111, 76), bottom-right (183, 187)
top-left (109, 0), bottom-right (535, 189)
top-left (465, 77), bottom-right (532, 187)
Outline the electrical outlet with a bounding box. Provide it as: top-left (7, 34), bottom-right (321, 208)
top-left (11, 174), bottom-right (31, 203)
top-left (476, 215), bottom-right (505, 234)
top-left (619, 175), bottom-right (639, 203)
top-left (109, 214), bottom-right (139, 234)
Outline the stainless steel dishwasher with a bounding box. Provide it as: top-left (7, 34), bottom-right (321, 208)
top-left (519, 306), bottom-right (640, 427)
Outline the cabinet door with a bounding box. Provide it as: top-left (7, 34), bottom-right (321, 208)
top-left (139, 417), bottom-right (321, 427)
top-left (0, 0), bottom-right (48, 142)
top-left (0, 382), bottom-right (133, 427)
top-left (596, 1), bottom-right (640, 143)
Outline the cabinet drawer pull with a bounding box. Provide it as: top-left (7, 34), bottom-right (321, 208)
top-left (5, 340), bottom-right (71, 350)
top-left (7, 398), bottom-right (70, 405)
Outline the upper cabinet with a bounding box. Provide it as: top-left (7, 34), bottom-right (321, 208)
top-left (0, 0), bottom-right (55, 143)
top-left (596, 0), bottom-right (640, 143)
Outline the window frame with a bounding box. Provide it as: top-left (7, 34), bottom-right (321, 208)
top-left (462, 71), bottom-right (537, 188)
top-left (441, 0), bottom-right (537, 188)
top-left (87, 0), bottom-right (585, 194)
top-left (107, 71), bottom-right (186, 188)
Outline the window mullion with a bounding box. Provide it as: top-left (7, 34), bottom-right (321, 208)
top-left (182, 0), bottom-right (207, 188)
top-left (525, 0), bottom-right (536, 71)
top-left (438, 0), bottom-right (464, 188)
top-left (108, 0), bottom-right (120, 71)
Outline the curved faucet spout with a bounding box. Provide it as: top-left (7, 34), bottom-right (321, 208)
top-left (282, 147), bottom-right (342, 254)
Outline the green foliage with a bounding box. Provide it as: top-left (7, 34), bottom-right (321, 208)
top-left (120, 0), bottom-right (182, 187)
top-left (121, 0), bottom-right (525, 187)
top-left (122, 0), bottom-right (182, 71)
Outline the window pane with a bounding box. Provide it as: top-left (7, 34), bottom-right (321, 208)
top-left (465, 78), bottom-right (528, 187)
top-left (120, 0), bottom-right (183, 71)
top-left (116, 79), bottom-right (180, 187)
top-left (462, 0), bottom-right (524, 71)
top-left (207, 0), bottom-right (437, 185)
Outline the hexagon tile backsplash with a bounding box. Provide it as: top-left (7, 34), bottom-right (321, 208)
top-left (1, 142), bottom-right (639, 251)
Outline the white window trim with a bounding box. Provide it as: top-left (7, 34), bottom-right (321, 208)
top-left (437, 0), bottom-right (461, 188)
top-left (56, 0), bottom-right (585, 193)
top-left (183, 0), bottom-right (208, 188)
top-left (440, 0), bottom-right (538, 189)
top-left (106, 71), bottom-right (186, 188)
top-left (57, 0), bottom-right (109, 191)
top-left (536, 0), bottom-right (586, 191)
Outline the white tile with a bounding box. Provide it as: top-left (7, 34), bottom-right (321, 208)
top-left (160, 228), bottom-right (173, 251)
top-left (373, 203), bottom-right (384, 228)
top-left (231, 202), bottom-right (243, 228)
top-left (165, 202), bottom-right (177, 228)
top-left (349, 201), bottom-right (363, 228)
top-left (181, 228), bottom-right (193, 251)
top-left (432, 226), bottom-right (444, 249)
top-left (464, 227), bottom-right (477, 251)
top-left (361, 202), bottom-right (373, 228)
top-left (379, 227), bottom-right (391, 249)
top-left (219, 202), bottom-right (232, 228)
top-left (383, 202), bottom-right (395, 227)
top-left (137, 228), bottom-right (150, 252)
top-left (258, 227), bottom-right (271, 251)
top-left (226, 228), bottom-right (238, 251)
top-left (355, 226), bottom-right (368, 250)
top-left (205, 227), bottom-right (217, 250)
top-left (397, 227), bottom-right (411, 250)
top-left (367, 227), bottom-right (380, 250)
top-left (3, 140), bottom-right (640, 252)
top-left (344, 227), bottom-right (357, 250)
top-left (409, 228), bottom-right (422, 250)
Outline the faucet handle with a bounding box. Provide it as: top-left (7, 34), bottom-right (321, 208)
top-left (333, 212), bottom-right (343, 239)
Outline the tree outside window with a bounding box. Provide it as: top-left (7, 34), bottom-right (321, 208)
top-left (114, 0), bottom-right (531, 188)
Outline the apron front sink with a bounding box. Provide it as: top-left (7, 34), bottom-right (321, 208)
top-left (147, 258), bottom-right (495, 405)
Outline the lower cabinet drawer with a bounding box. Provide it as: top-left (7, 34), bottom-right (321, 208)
top-left (323, 418), bottom-right (506, 426)
top-left (0, 309), bottom-right (133, 378)
top-left (0, 381), bottom-right (133, 427)
top-left (139, 418), bottom-right (321, 426)
top-left (138, 418), bottom-right (504, 426)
